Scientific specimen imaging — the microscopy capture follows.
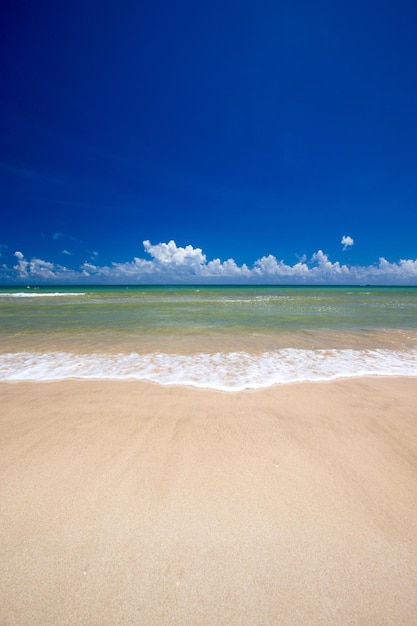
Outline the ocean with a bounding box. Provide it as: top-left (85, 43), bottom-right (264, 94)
top-left (1, 285), bottom-right (417, 390)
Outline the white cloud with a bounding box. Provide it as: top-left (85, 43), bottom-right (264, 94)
top-left (205, 257), bottom-right (251, 278)
top-left (143, 239), bottom-right (206, 268)
top-left (310, 250), bottom-right (350, 279)
top-left (1, 240), bottom-right (417, 285)
top-left (13, 251), bottom-right (29, 278)
top-left (253, 255), bottom-right (310, 279)
top-left (11, 251), bottom-right (78, 281)
top-left (341, 235), bottom-right (354, 250)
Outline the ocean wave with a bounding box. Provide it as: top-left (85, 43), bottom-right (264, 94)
top-left (0, 292), bottom-right (86, 298)
top-left (1, 349), bottom-right (417, 391)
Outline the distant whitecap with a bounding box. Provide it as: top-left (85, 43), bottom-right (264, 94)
top-left (0, 292), bottom-right (86, 298)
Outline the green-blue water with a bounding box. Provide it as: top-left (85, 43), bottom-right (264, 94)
top-left (1, 285), bottom-right (417, 335)
top-left (1, 285), bottom-right (416, 388)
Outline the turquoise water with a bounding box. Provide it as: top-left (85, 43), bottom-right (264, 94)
top-left (1, 285), bottom-right (417, 389)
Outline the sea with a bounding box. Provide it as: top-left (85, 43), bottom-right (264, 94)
top-left (0, 285), bottom-right (417, 391)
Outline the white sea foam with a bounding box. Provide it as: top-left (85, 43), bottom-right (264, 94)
top-left (0, 349), bottom-right (416, 391)
top-left (0, 292), bottom-right (86, 298)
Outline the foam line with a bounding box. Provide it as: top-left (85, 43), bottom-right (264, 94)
top-left (1, 349), bottom-right (417, 391)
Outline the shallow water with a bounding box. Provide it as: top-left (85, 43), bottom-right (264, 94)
top-left (1, 285), bottom-right (417, 389)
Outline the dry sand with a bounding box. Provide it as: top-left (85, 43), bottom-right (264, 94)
top-left (1, 377), bottom-right (417, 625)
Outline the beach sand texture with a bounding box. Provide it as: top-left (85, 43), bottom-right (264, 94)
top-left (1, 378), bottom-right (417, 625)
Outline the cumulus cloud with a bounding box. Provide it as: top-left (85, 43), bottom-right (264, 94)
top-left (13, 251), bottom-right (28, 278)
top-left (1, 240), bottom-right (417, 285)
top-left (253, 255), bottom-right (310, 279)
top-left (11, 251), bottom-right (78, 281)
top-left (143, 239), bottom-right (206, 270)
top-left (341, 235), bottom-right (354, 250)
top-left (310, 250), bottom-right (350, 279)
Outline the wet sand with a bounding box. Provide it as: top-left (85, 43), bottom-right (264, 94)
top-left (1, 378), bottom-right (417, 625)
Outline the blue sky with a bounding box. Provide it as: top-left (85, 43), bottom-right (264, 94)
top-left (1, 0), bottom-right (417, 284)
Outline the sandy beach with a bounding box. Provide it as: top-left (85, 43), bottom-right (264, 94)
top-left (1, 377), bottom-right (417, 625)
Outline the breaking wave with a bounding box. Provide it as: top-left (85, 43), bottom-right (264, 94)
top-left (1, 349), bottom-right (417, 391)
top-left (0, 292), bottom-right (86, 298)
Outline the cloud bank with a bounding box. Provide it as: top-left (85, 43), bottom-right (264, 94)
top-left (2, 240), bottom-right (417, 285)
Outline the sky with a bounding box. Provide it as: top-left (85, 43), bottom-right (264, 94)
top-left (1, 0), bottom-right (417, 284)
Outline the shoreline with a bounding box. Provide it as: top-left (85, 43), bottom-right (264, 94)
top-left (1, 377), bottom-right (417, 624)
top-left (1, 344), bottom-right (417, 390)
top-left (1, 373), bottom-right (417, 395)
